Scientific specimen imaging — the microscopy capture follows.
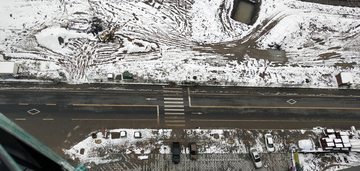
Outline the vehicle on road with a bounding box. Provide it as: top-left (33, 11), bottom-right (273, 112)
top-left (134, 131), bottom-right (141, 138)
top-left (250, 148), bottom-right (262, 168)
top-left (172, 142), bottom-right (180, 164)
top-left (264, 133), bottom-right (275, 152)
top-left (189, 142), bottom-right (197, 160)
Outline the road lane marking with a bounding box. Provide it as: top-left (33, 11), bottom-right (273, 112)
top-left (163, 90), bottom-right (182, 93)
top-left (163, 87), bottom-right (182, 90)
top-left (146, 98), bottom-right (157, 101)
top-left (190, 119), bottom-right (360, 122)
top-left (164, 105), bottom-right (184, 108)
top-left (164, 109), bottom-right (184, 111)
top-left (165, 124), bottom-right (185, 127)
top-left (165, 120), bottom-right (185, 123)
top-left (191, 112), bottom-right (202, 115)
top-left (19, 103), bottom-right (28, 105)
top-left (43, 118), bottom-right (54, 121)
top-left (46, 104), bottom-right (57, 106)
top-left (15, 118), bottom-right (26, 120)
top-left (73, 104), bottom-right (157, 107)
top-left (165, 116), bottom-right (185, 119)
top-left (188, 87), bottom-right (191, 107)
top-left (164, 101), bottom-right (183, 104)
top-left (163, 94), bottom-right (183, 97)
top-left (157, 105), bottom-right (159, 125)
top-left (164, 98), bottom-right (183, 101)
top-left (165, 112), bottom-right (185, 115)
top-left (71, 119), bottom-right (158, 121)
top-left (190, 106), bottom-right (360, 110)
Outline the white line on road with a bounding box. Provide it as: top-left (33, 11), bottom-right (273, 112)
top-left (165, 124), bottom-right (185, 127)
top-left (43, 118), bottom-right (54, 121)
top-left (164, 105), bottom-right (184, 108)
top-left (163, 94), bottom-right (183, 97)
top-left (188, 87), bottom-right (191, 107)
top-left (165, 116), bottom-right (185, 119)
top-left (71, 119), bottom-right (158, 121)
top-left (146, 98), bottom-right (157, 101)
top-left (165, 112), bottom-right (185, 115)
top-left (164, 101), bottom-right (183, 104)
top-left (164, 109), bottom-right (184, 111)
top-left (165, 120), bottom-right (185, 123)
top-left (157, 105), bottom-right (159, 125)
top-left (163, 87), bottom-right (182, 90)
top-left (163, 90), bottom-right (182, 93)
top-left (164, 98), bottom-right (183, 101)
top-left (15, 118), bottom-right (26, 120)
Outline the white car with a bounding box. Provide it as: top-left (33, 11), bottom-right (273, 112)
top-left (250, 148), bottom-right (262, 168)
top-left (264, 134), bottom-right (275, 152)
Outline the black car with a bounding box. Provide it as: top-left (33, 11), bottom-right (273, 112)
top-left (172, 142), bottom-right (180, 164)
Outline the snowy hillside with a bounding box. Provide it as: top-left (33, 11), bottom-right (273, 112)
top-left (0, 0), bottom-right (359, 88)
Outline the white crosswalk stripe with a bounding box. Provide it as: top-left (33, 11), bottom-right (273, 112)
top-left (163, 87), bottom-right (186, 127)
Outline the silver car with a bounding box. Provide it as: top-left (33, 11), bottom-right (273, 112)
top-left (250, 148), bottom-right (262, 168)
top-left (264, 134), bottom-right (275, 152)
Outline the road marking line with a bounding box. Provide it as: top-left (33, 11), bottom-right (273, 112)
top-left (165, 120), bottom-right (185, 123)
top-left (15, 118), bottom-right (26, 120)
top-left (165, 124), bottom-right (186, 127)
top-left (163, 87), bottom-right (182, 90)
top-left (164, 101), bottom-right (183, 104)
top-left (188, 87), bottom-right (191, 107)
top-left (73, 104), bottom-right (157, 107)
top-left (165, 112), bottom-right (185, 115)
top-left (164, 98), bottom-right (183, 101)
top-left (165, 116), bottom-right (185, 119)
top-left (46, 104), bottom-right (57, 106)
top-left (163, 90), bottom-right (182, 93)
top-left (191, 112), bottom-right (202, 115)
top-left (19, 103), bottom-right (28, 105)
top-left (146, 98), bottom-right (157, 101)
top-left (163, 94), bottom-right (183, 97)
top-left (190, 106), bottom-right (360, 110)
top-left (157, 105), bottom-right (159, 125)
top-left (71, 119), bottom-right (158, 121)
top-left (190, 119), bottom-right (360, 122)
top-left (164, 109), bottom-right (184, 111)
top-left (164, 105), bottom-right (184, 108)
top-left (43, 118), bottom-right (54, 121)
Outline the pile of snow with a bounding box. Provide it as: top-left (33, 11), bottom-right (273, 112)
top-left (298, 139), bottom-right (315, 151)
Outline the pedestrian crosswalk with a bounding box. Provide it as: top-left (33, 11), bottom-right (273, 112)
top-left (163, 87), bottom-right (185, 127)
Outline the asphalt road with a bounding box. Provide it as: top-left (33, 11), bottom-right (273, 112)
top-left (1, 83), bottom-right (360, 157)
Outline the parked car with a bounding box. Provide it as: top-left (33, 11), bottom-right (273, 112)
top-left (250, 148), bottom-right (262, 168)
top-left (264, 133), bottom-right (275, 152)
top-left (189, 142), bottom-right (197, 160)
top-left (172, 142), bottom-right (180, 164)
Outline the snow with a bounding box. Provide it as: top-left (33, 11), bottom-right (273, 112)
top-left (299, 139), bottom-right (314, 151)
top-left (0, 0), bottom-right (358, 88)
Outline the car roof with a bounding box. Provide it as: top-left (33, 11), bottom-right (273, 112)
top-left (267, 137), bottom-right (273, 144)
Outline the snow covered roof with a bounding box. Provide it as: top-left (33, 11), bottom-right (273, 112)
top-left (340, 73), bottom-right (353, 84)
top-left (0, 62), bottom-right (16, 74)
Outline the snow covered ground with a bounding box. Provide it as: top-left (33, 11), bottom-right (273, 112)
top-left (0, 0), bottom-right (359, 88)
top-left (63, 128), bottom-right (360, 171)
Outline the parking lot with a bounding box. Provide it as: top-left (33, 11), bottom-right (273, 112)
top-left (92, 153), bottom-right (292, 171)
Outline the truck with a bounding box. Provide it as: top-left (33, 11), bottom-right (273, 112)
top-left (172, 142), bottom-right (180, 164)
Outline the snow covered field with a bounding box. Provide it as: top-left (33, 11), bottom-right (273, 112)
top-left (63, 128), bottom-right (360, 171)
top-left (0, 0), bottom-right (359, 88)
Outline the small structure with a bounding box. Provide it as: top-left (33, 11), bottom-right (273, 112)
top-left (122, 71), bottom-right (133, 80)
top-left (320, 129), bottom-right (352, 152)
top-left (336, 72), bottom-right (353, 86)
top-left (107, 73), bottom-right (114, 80)
top-left (0, 62), bottom-right (19, 76)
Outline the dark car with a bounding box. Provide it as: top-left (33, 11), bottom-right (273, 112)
top-left (189, 142), bottom-right (197, 160)
top-left (172, 142), bottom-right (180, 164)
